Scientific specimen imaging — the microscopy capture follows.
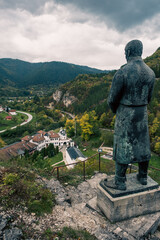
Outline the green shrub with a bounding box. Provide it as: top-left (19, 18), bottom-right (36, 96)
top-left (0, 168), bottom-right (55, 216)
top-left (3, 173), bottom-right (20, 185)
top-left (100, 130), bottom-right (113, 147)
top-left (42, 227), bottom-right (97, 240)
top-left (57, 227), bottom-right (97, 240)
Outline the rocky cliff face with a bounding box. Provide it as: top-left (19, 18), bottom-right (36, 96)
top-left (53, 90), bottom-right (77, 107)
top-left (53, 90), bottom-right (63, 102)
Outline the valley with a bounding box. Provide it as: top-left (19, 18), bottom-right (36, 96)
top-left (0, 47), bottom-right (160, 239)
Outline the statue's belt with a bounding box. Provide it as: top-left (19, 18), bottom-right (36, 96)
top-left (120, 103), bottom-right (147, 107)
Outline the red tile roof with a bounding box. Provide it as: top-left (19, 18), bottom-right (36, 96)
top-left (9, 109), bottom-right (16, 112)
top-left (32, 134), bottom-right (45, 143)
top-left (6, 116), bottom-right (12, 120)
top-left (48, 131), bottom-right (59, 139)
top-left (37, 130), bottom-right (46, 136)
top-left (0, 142), bottom-right (37, 161)
top-left (21, 135), bottom-right (32, 142)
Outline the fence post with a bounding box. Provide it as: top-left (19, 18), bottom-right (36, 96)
top-left (83, 161), bottom-right (85, 181)
top-left (57, 167), bottom-right (59, 180)
top-left (99, 153), bottom-right (101, 172)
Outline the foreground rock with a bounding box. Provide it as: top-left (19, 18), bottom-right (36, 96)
top-left (0, 214), bottom-right (23, 240)
top-left (1, 173), bottom-right (160, 239)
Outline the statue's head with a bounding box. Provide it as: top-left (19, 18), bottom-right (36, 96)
top-left (125, 40), bottom-right (143, 61)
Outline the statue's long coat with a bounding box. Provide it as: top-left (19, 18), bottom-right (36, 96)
top-left (108, 56), bottom-right (155, 164)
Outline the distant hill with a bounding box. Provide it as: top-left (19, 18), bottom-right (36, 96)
top-left (53, 47), bottom-right (160, 115)
top-left (144, 47), bottom-right (160, 77)
top-left (0, 58), bottom-right (107, 89)
top-left (53, 72), bottom-right (115, 115)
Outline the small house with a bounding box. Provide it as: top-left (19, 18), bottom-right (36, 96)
top-left (66, 146), bottom-right (86, 168)
top-left (9, 110), bottom-right (17, 115)
top-left (6, 116), bottom-right (12, 120)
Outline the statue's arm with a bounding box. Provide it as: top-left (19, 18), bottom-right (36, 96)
top-left (148, 75), bottom-right (155, 103)
top-left (108, 70), bottom-right (124, 113)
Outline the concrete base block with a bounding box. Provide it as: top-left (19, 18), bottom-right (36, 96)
top-left (97, 173), bottom-right (160, 223)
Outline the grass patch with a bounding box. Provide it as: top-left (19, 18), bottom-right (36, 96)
top-left (0, 112), bottom-right (28, 131)
top-left (55, 155), bottom-right (115, 187)
top-left (0, 167), bottom-right (55, 216)
top-left (81, 148), bottom-right (97, 157)
top-left (100, 129), bottom-right (114, 147)
top-left (0, 152), bottom-right (63, 179)
top-left (148, 153), bottom-right (160, 184)
top-left (42, 227), bottom-right (97, 240)
top-left (54, 161), bottom-right (65, 167)
top-left (150, 153), bottom-right (160, 169)
top-left (53, 128), bottom-right (60, 133)
top-left (48, 152), bottom-right (63, 165)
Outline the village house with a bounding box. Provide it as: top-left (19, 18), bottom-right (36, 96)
top-left (0, 128), bottom-right (74, 161)
top-left (0, 106), bottom-right (3, 112)
top-left (9, 109), bottom-right (17, 115)
top-left (30, 134), bottom-right (46, 151)
top-left (5, 116), bottom-right (12, 120)
top-left (0, 141), bottom-right (37, 161)
top-left (23, 128), bottom-right (74, 151)
top-left (21, 135), bottom-right (32, 142)
top-left (66, 146), bottom-right (87, 168)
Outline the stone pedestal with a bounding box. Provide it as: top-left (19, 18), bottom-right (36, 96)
top-left (97, 173), bottom-right (160, 223)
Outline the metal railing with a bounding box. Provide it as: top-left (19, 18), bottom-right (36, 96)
top-left (52, 152), bottom-right (160, 182)
top-left (52, 152), bottom-right (101, 181)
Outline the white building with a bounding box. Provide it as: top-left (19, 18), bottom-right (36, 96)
top-left (66, 146), bottom-right (86, 168)
top-left (0, 106), bottom-right (3, 112)
top-left (9, 110), bottom-right (17, 115)
top-left (22, 128), bottom-right (74, 151)
top-left (59, 128), bottom-right (67, 140)
top-left (30, 134), bottom-right (46, 151)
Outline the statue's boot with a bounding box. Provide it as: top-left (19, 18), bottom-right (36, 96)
top-left (104, 176), bottom-right (126, 191)
top-left (115, 175), bottom-right (126, 190)
top-left (137, 161), bottom-right (149, 185)
top-left (137, 174), bottom-right (147, 185)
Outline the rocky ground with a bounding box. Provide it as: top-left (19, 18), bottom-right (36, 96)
top-left (0, 173), bottom-right (160, 239)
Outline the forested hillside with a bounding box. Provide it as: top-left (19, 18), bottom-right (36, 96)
top-left (144, 47), bottom-right (160, 77)
top-left (54, 72), bottom-right (115, 116)
top-left (0, 58), bottom-right (106, 90)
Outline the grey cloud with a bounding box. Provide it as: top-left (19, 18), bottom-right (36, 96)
top-left (0, 0), bottom-right (48, 13)
top-left (1, 0), bottom-right (160, 30)
top-left (54, 0), bottom-right (160, 31)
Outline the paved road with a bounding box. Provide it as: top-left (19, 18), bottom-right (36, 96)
top-left (61, 110), bottom-right (75, 119)
top-left (0, 111), bottom-right (33, 133)
top-left (17, 111), bottom-right (33, 126)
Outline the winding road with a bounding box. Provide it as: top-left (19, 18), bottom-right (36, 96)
top-left (0, 111), bottom-right (33, 133)
top-left (61, 110), bottom-right (75, 119)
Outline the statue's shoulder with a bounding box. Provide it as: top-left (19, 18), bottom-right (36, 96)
top-left (143, 61), bottom-right (155, 77)
top-left (113, 67), bottom-right (124, 79)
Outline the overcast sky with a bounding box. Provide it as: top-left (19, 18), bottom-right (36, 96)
top-left (0, 0), bottom-right (160, 70)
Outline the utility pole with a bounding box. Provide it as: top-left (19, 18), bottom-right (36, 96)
top-left (75, 118), bottom-right (76, 137)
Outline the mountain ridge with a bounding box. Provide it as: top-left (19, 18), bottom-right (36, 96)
top-left (0, 58), bottom-right (108, 88)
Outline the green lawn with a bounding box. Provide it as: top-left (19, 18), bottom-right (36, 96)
top-left (80, 148), bottom-right (97, 157)
top-left (48, 152), bottom-right (63, 165)
top-left (149, 153), bottom-right (160, 184)
top-left (53, 128), bottom-right (60, 133)
top-left (0, 112), bottom-right (28, 131)
top-left (54, 161), bottom-right (65, 167)
top-left (150, 153), bottom-right (160, 169)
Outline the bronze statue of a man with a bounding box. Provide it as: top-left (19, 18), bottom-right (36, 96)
top-left (107, 40), bottom-right (155, 190)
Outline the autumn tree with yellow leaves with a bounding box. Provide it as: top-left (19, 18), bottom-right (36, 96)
top-left (79, 111), bottom-right (99, 141)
